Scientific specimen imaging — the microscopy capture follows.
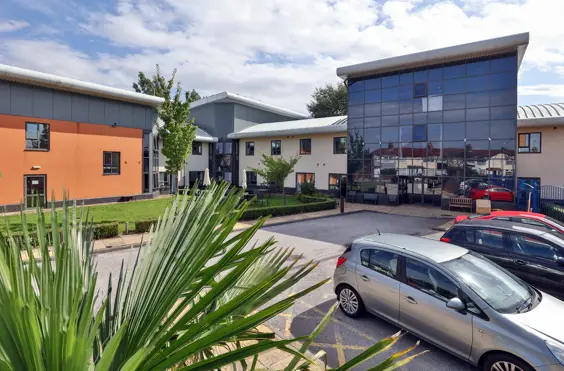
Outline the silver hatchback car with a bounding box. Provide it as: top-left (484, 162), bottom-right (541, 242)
top-left (333, 233), bottom-right (564, 371)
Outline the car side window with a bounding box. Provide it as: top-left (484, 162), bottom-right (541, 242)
top-left (450, 228), bottom-right (475, 244)
top-left (492, 217), bottom-right (511, 221)
top-left (519, 218), bottom-right (552, 231)
top-left (405, 258), bottom-right (459, 302)
top-left (508, 234), bottom-right (559, 261)
top-left (475, 229), bottom-right (505, 250)
top-left (360, 249), bottom-right (398, 279)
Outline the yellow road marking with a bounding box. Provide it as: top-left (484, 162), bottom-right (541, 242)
top-left (284, 316), bottom-right (292, 337)
top-left (311, 342), bottom-right (367, 351)
top-left (334, 331), bottom-right (346, 365)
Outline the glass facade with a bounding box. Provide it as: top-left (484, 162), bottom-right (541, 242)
top-left (347, 54), bottom-right (518, 206)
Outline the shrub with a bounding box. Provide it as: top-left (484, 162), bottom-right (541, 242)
top-left (135, 219), bottom-right (158, 233)
top-left (298, 194), bottom-right (333, 203)
top-left (300, 179), bottom-right (317, 196)
top-left (240, 198), bottom-right (336, 220)
top-left (92, 223), bottom-right (119, 239)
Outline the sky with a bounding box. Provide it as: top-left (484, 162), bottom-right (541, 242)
top-left (1, 0), bottom-right (564, 115)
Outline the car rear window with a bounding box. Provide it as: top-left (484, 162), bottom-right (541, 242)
top-left (475, 229), bottom-right (505, 249)
top-left (449, 228), bottom-right (475, 243)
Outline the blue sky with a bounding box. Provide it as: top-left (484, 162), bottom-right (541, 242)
top-left (1, 0), bottom-right (564, 113)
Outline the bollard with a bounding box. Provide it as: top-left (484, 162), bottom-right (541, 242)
top-left (340, 196), bottom-right (344, 213)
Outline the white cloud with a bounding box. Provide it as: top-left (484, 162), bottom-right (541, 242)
top-left (519, 84), bottom-right (564, 100)
top-left (2, 0), bottom-right (564, 112)
top-left (0, 20), bottom-right (28, 32)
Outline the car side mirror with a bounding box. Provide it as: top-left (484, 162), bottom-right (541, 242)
top-left (446, 297), bottom-right (466, 311)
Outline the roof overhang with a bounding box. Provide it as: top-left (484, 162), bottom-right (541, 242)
top-left (0, 63), bottom-right (164, 108)
top-left (190, 92), bottom-right (309, 119)
top-left (518, 117), bottom-right (564, 128)
top-left (337, 32), bottom-right (529, 80)
top-left (228, 125), bottom-right (346, 139)
top-left (195, 135), bottom-right (218, 143)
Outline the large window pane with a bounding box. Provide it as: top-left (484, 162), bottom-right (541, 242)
top-left (428, 96), bottom-right (443, 111)
top-left (491, 55), bottom-right (517, 73)
top-left (413, 98), bottom-right (427, 113)
top-left (490, 89), bottom-right (517, 107)
top-left (399, 100), bottom-right (413, 114)
top-left (365, 77), bottom-right (381, 90)
top-left (466, 75), bottom-right (489, 92)
top-left (444, 64), bottom-right (466, 79)
top-left (382, 115), bottom-right (399, 126)
top-left (443, 94), bottom-right (465, 110)
top-left (444, 109), bottom-right (465, 123)
top-left (349, 91), bottom-right (364, 105)
top-left (428, 111), bottom-right (443, 123)
top-left (466, 91), bottom-right (489, 108)
top-left (444, 78), bottom-right (466, 94)
top-left (382, 126), bottom-right (399, 142)
top-left (365, 116), bottom-right (381, 127)
top-left (490, 72), bottom-right (516, 90)
top-left (348, 118), bottom-right (363, 129)
top-left (428, 124), bottom-right (442, 141)
top-left (466, 107), bottom-right (490, 121)
top-left (466, 121), bottom-right (490, 140)
top-left (428, 81), bottom-right (443, 96)
top-left (491, 106), bottom-right (515, 120)
top-left (400, 126), bottom-right (412, 141)
top-left (400, 114), bottom-right (413, 125)
top-left (382, 74), bottom-right (399, 87)
top-left (349, 105), bottom-right (364, 118)
top-left (413, 125), bottom-right (427, 141)
top-left (490, 120), bottom-right (516, 139)
top-left (382, 87), bottom-right (399, 101)
top-left (443, 122), bottom-right (465, 140)
top-left (428, 67), bottom-right (443, 81)
top-left (365, 103), bottom-right (381, 117)
top-left (428, 141), bottom-right (442, 157)
top-left (467, 60), bottom-right (490, 76)
top-left (400, 72), bottom-right (414, 85)
top-left (491, 139), bottom-right (516, 157)
top-left (382, 101), bottom-right (400, 115)
top-left (466, 140), bottom-right (489, 158)
top-left (349, 80), bottom-right (365, 92)
top-left (365, 127), bottom-right (381, 143)
top-left (413, 113), bottom-right (427, 125)
top-left (399, 85), bottom-right (413, 100)
top-left (414, 70), bottom-right (427, 83)
top-left (365, 90), bottom-right (382, 103)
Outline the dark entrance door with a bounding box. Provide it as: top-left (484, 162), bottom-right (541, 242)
top-left (398, 176), bottom-right (409, 204)
top-left (24, 175), bottom-right (46, 209)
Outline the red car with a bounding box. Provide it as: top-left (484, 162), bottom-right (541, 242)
top-left (455, 211), bottom-right (564, 235)
top-left (468, 185), bottom-right (514, 201)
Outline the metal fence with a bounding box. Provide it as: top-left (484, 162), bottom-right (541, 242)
top-left (539, 185), bottom-right (564, 222)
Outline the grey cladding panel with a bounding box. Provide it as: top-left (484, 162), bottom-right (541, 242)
top-left (53, 92), bottom-right (73, 121)
top-left (133, 106), bottom-right (146, 128)
top-left (0, 81), bottom-right (10, 114)
top-left (32, 88), bottom-right (54, 119)
top-left (88, 98), bottom-right (106, 124)
top-left (71, 95), bottom-right (90, 122)
top-left (119, 103), bottom-right (134, 127)
top-left (10, 84), bottom-right (33, 116)
top-left (105, 101), bottom-right (120, 125)
top-left (145, 108), bottom-right (157, 130)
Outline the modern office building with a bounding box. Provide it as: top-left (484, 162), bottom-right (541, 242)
top-left (336, 32), bottom-right (529, 206)
top-left (0, 64), bottom-right (163, 211)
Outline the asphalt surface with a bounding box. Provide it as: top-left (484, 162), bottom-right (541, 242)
top-left (93, 212), bottom-right (471, 370)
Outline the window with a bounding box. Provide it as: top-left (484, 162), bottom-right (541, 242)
top-left (518, 133), bottom-right (541, 153)
top-left (475, 229), bottom-right (505, 249)
top-left (271, 140), bottom-right (281, 155)
top-left (300, 138), bottom-right (312, 155)
top-left (246, 171), bottom-right (257, 186)
top-left (508, 234), bottom-right (560, 261)
top-left (103, 152), bottom-right (120, 175)
top-left (25, 122), bottom-right (50, 150)
top-left (296, 173), bottom-right (314, 192)
top-left (329, 173), bottom-right (346, 190)
top-left (333, 137), bottom-right (346, 154)
top-left (192, 141), bottom-right (202, 155)
top-left (405, 258), bottom-right (459, 302)
top-left (360, 249), bottom-right (398, 279)
top-left (188, 171), bottom-right (204, 186)
top-left (413, 125), bottom-right (427, 142)
top-left (413, 83), bottom-right (427, 98)
top-left (518, 218), bottom-right (552, 230)
top-left (449, 228), bottom-right (475, 244)
top-left (246, 141), bottom-right (255, 156)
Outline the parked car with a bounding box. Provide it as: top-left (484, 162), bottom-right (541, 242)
top-left (455, 211), bottom-right (564, 235)
top-left (441, 219), bottom-right (564, 298)
top-left (334, 233), bottom-right (564, 371)
top-left (459, 178), bottom-right (487, 195)
top-left (468, 185), bottom-right (514, 201)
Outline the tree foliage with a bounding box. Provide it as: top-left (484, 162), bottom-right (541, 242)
top-left (306, 83), bottom-right (348, 118)
top-left (252, 154), bottom-right (300, 205)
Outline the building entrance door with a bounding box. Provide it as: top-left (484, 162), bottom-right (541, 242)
top-left (398, 176), bottom-right (409, 204)
top-left (24, 175), bottom-right (47, 209)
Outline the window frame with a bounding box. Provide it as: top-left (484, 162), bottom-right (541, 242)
top-left (103, 151), bottom-right (121, 175)
top-left (328, 173), bottom-right (347, 190)
top-left (299, 138), bottom-right (312, 155)
top-left (25, 122), bottom-right (50, 151)
top-left (271, 140), bottom-right (281, 155)
top-left (413, 82), bottom-right (428, 98)
top-left (333, 137), bottom-right (347, 154)
top-left (518, 132), bottom-right (542, 154)
top-left (245, 141), bottom-right (255, 156)
top-left (402, 256), bottom-right (461, 303)
top-left (359, 248), bottom-right (400, 279)
top-left (192, 141), bottom-right (203, 155)
top-left (245, 170), bottom-right (258, 186)
top-left (507, 232), bottom-right (562, 262)
top-left (473, 228), bottom-right (506, 250)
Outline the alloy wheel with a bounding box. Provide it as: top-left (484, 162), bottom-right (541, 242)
top-left (491, 361), bottom-right (523, 371)
top-left (339, 288), bottom-right (359, 315)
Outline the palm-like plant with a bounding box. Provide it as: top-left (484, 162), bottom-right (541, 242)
top-left (0, 182), bottom-right (426, 370)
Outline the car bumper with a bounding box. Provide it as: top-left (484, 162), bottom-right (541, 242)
top-left (537, 364), bottom-right (564, 371)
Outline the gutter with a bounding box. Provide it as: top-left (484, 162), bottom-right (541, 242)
top-left (228, 125), bottom-right (346, 139)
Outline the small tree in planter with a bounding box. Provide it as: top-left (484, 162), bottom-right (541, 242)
top-left (252, 154), bottom-right (300, 206)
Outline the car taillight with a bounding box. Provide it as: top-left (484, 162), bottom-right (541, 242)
top-left (336, 256), bottom-right (347, 267)
top-left (440, 237), bottom-right (451, 243)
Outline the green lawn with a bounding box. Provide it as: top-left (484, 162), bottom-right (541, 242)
top-left (1, 194), bottom-right (302, 233)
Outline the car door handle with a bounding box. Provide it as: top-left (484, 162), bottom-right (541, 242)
top-left (514, 259), bottom-right (527, 266)
top-left (404, 296), bottom-right (417, 304)
top-left (361, 275), bottom-right (370, 282)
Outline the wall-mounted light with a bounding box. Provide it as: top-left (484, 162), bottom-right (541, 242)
top-left (112, 123), bottom-right (117, 128)
top-left (31, 165), bottom-right (41, 170)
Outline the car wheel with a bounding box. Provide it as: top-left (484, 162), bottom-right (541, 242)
top-left (483, 353), bottom-right (534, 371)
top-left (337, 285), bottom-right (364, 318)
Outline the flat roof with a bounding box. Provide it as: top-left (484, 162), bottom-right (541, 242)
top-left (337, 32), bottom-right (529, 80)
top-left (227, 116), bottom-right (346, 139)
top-left (0, 63), bottom-right (164, 108)
top-left (190, 91), bottom-right (309, 120)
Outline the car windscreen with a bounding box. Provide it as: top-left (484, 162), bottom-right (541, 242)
top-left (441, 252), bottom-right (533, 313)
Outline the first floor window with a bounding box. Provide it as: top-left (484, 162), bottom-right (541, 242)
top-left (333, 137), bottom-right (347, 154)
top-left (246, 141), bottom-right (255, 156)
top-left (192, 141), bottom-right (202, 155)
top-left (329, 174), bottom-right (346, 190)
top-left (103, 152), bottom-right (120, 175)
top-left (271, 140), bottom-right (281, 155)
top-left (518, 132), bottom-right (541, 153)
top-left (300, 138), bottom-right (312, 155)
top-left (26, 122), bottom-right (50, 150)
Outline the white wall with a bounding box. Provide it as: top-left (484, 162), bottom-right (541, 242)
top-left (517, 126), bottom-right (564, 186)
top-left (158, 138), bottom-right (210, 187)
top-left (238, 132), bottom-right (347, 190)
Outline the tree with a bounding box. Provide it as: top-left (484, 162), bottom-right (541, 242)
top-left (307, 82), bottom-right (348, 118)
top-left (133, 65), bottom-right (197, 192)
top-left (252, 154), bottom-right (300, 205)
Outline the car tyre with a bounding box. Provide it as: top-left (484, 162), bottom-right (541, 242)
top-left (337, 285), bottom-right (364, 318)
top-left (483, 353), bottom-right (534, 371)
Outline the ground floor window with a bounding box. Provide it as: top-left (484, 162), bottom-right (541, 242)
top-left (518, 132), bottom-right (541, 153)
top-left (246, 171), bottom-right (257, 186)
top-left (296, 173), bottom-right (315, 192)
top-left (103, 152), bottom-right (120, 175)
top-left (24, 174), bottom-right (47, 208)
top-left (188, 171), bottom-right (204, 187)
top-left (329, 173), bottom-right (347, 190)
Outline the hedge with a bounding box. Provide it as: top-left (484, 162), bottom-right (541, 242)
top-left (296, 194), bottom-right (333, 203)
top-left (239, 198), bottom-right (336, 221)
top-left (9, 222), bottom-right (120, 248)
top-left (135, 220), bottom-right (158, 233)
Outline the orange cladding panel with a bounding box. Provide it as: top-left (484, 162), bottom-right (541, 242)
top-left (0, 114), bottom-right (142, 205)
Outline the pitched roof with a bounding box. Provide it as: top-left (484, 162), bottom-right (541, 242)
top-left (227, 116), bottom-right (346, 139)
top-left (190, 92), bottom-right (308, 119)
top-left (195, 127), bottom-right (218, 143)
top-left (0, 63), bottom-right (164, 108)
